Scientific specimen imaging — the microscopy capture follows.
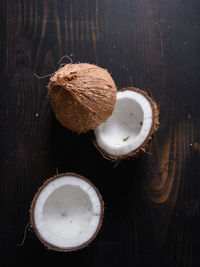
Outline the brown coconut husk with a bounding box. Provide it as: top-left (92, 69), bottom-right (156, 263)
top-left (48, 63), bottom-right (117, 133)
top-left (94, 87), bottom-right (159, 161)
top-left (30, 173), bottom-right (104, 252)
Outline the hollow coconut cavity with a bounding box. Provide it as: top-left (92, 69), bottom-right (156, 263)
top-left (94, 87), bottom-right (159, 161)
top-left (30, 173), bottom-right (104, 251)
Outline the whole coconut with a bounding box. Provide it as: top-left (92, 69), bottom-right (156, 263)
top-left (48, 63), bottom-right (117, 133)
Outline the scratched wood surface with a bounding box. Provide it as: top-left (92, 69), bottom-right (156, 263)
top-left (1, 0), bottom-right (200, 266)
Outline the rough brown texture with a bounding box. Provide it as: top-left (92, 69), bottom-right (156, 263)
top-left (48, 63), bottom-right (117, 133)
top-left (94, 87), bottom-right (159, 161)
top-left (30, 173), bottom-right (104, 252)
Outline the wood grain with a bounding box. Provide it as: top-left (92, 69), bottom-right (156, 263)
top-left (1, 0), bottom-right (200, 266)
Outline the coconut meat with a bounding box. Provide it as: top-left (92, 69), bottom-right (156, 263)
top-left (94, 90), bottom-right (153, 156)
top-left (34, 175), bottom-right (102, 249)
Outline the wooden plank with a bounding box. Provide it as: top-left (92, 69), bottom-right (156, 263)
top-left (1, 0), bottom-right (200, 266)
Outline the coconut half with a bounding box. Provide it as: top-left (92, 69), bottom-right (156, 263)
top-left (30, 173), bottom-right (104, 251)
top-left (94, 87), bottom-right (159, 161)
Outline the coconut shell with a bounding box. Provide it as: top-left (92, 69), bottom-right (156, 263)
top-left (94, 87), bottom-right (159, 161)
top-left (48, 63), bottom-right (117, 133)
top-left (30, 173), bottom-right (104, 252)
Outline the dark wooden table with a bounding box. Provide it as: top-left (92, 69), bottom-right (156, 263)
top-left (1, 0), bottom-right (200, 266)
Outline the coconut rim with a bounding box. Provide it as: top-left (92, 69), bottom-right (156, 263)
top-left (93, 87), bottom-right (159, 161)
top-left (30, 172), bottom-right (104, 252)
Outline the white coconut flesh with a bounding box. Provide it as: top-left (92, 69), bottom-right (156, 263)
top-left (33, 175), bottom-right (102, 249)
top-left (94, 90), bottom-right (153, 156)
